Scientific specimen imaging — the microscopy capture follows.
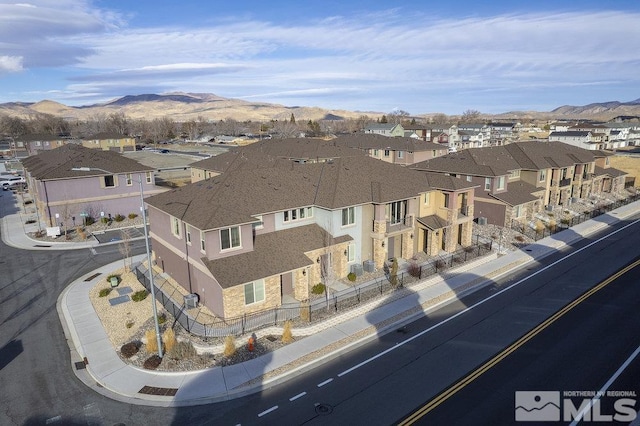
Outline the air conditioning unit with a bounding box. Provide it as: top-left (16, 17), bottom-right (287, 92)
top-left (184, 293), bottom-right (198, 309)
top-left (363, 260), bottom-right (376, 273)
top-left (477, 217), bottom-right (488, 225)
top-left (545, 205), bottom-right (554, 212)
top-left (350, 264), bottom-right (364, 277)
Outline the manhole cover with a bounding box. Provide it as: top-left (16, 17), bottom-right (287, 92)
top-left (315, 404), bottom-right (333, 415)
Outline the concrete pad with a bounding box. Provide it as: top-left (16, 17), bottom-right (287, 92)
top-left (176, 369), bottom-right (227, 401)
top-left (221, 364), bottom-right (253, 390)
top-left (100, 366), bottom-right (151, 396)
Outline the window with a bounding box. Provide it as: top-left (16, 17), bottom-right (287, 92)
top-left (484, 177), bottom-right (491, 191)
top-left (244, 280), bottom-right (265, 305)
top-left (423, 192), bottom-right (431, 205)
top-left (397, 151), bottom-right (404, 159)
top-left (497, 176), bottom-right (505, 190)
top-left (200, 231), bottom-right (206, 252)
top-left (103, 175), bottom-right (115, 187)
top-left (283, 207), bottom-right (313, 223)
top-left (388, 201), bottom-right (406, 224)
top-left (514, 205), bottom-right (523, 218)
top-left (443, 194), bottom-right (449, 208)
top-left (253, 215), bottom-right (264, 231)
top-left (220, 226), bottom-right (241, 250)
top-left (126, 173), bottom-right (133, 186)
top-left (373, 149), bottom-right (379, 156)
top-left (186, 228), bottom-right (191, 244)
top-left (342, 207), bottom-right (355, 226)
top-left (346, 243), bottom-right (355, 263)
top-left (509, 169), bottom-right (521, 179)
top-left (539, 169), bottom-right (547, 182)
top-left (466, 175), bottom-right (472, 182)
top-left (384, 149), bottom-right (390, 157)
top-left (171, 216), bottom-right (181, 237)
top-left (145, 171), bottom-right (152, 184)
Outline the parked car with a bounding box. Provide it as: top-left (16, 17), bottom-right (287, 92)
top-left (0, 176), bottom-right (25, 190)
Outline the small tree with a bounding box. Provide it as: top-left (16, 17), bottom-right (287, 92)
top-left (390, 257), bottom-right (399, 287)
top-left (223, 335), bottom-right (236, 357)
top-left (162, 328), bottom-right (176, 353)
top-left (281, 321), bottom-right (294, 343)
top-left (118, 229), bottom-right (133, 272)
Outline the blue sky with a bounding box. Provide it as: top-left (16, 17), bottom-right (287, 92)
top-left (1, 0), bottom-right (640, 115)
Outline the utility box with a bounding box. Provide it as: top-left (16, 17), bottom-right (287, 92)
top-left (184, 293), bottom-right (198, 309)
top-left (350, 264), bottom-right (364, 277)
top-left (363, 260), bottom-right (376, 273)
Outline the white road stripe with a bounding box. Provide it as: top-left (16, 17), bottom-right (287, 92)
top-left (317, 378), bottom-right (333, 387)
top-left (257, 406), bottom-right (279, 417)
top-left (289, 392), bottom-right (307, 401)
top-left (338, 218), bottom-right (640, 378)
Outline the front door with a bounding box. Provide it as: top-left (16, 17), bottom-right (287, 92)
top-left (280, 272), bottom-right (294, 302)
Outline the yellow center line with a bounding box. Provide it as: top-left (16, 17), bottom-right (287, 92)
top-left (399, 257), bottom-right (640, 426)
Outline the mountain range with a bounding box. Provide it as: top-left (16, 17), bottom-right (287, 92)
top-left (1, 92), bottom-right (639, 122)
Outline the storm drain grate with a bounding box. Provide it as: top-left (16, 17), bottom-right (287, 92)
top-left (74, 361), bottom-right (86, 370)
top-left (84, 273), bottom-right (101, 281)
top-left (265, 335), bottom-right (277, 342)
top-left (138, 386), bottom-right (178, 396)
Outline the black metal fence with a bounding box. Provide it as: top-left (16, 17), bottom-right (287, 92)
top-left (134, 238), bottom-right (493, 338)
top-left (511, 193), bottom-right (640, 241)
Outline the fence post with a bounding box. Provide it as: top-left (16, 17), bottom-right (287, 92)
top-left (242, 313), bottom-right (246, 335)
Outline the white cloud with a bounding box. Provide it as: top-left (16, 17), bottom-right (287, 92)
top-left (0, 55), bottom-right (23, 73)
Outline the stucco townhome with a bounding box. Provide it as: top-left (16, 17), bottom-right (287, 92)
top-left (21, 144), bottom-right (163, 227)
top-left (144, 155), bottom-right (476, 319)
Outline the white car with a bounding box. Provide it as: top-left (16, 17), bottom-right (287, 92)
top-left (1, 176), bottom-right (25, 190)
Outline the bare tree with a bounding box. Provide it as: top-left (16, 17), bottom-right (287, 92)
top-left (118, 229), bottom-right (133, 272)
top-left (107, 112), bottom-right (130, 135)
top-left (271, 120), bottom-right (300, 138)
top-left (387, 109), bottom-right (411, 125)
top-left (461, 109), bottom-right (482, 123)
top-left (431, 113), bottom-right (449, 125)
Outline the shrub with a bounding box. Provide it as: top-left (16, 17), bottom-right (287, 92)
top-left (162, 328), bottom-right (176, 353)
top-left (281, 320), bottom-right (294, 343)
top-left (514, 235), bottom-right (525, 242)
top-left (347, 272), bottom-right (356, 282)
top-left (143, 355), bottom-right (162, 370)
top-left (535, 220), bottom-right (545, 233)
top-left (407, 261), bottom-right (421, 278)
top-left (464, 245), bottom-right (475, 253)
top-left (128, 213), bottom-right (138, 220)
top-left (85, 217), bottom-right (96, 225)
top-left (125, 320), bottom-right (134, 329)
top-left (120, 341), bottom-right (140, 358)
top-left (435, 259), bottom-right (446, 270)
top-left (168, 341), bottom-right (197, 359)
top-left (311, 283), bottom-right (326, 295)
top-left (114, 214), bottom-right (125, 222)
top-left (157, 313), bottom-right (167, 324)
top-left (131, 290), bottom-right (148, 302)
top-left (223, 335), bottom-right (236, 357)
top-left (145, 329), bottom-right (158, 354)
top-left (98, 288), bottom-right (112, 297)
top-left (561, 218), bottom-right (571, 225)
top-left (100, 217), bottom-right (109, 224)
top-left (77, 226), bottom-right (87, 240)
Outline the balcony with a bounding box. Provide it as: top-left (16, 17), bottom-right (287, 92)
top-left (378, 216), bottom-right (414, 236)
top-left (553, 178), bottom-right (572, 187)
top-left (582, 173), bottom-right (595, 180)
top-left (458, 204), bottom-right (471, 219)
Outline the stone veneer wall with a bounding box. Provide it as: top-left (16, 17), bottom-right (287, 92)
top-left (222, 275), bottom-right (281, 318)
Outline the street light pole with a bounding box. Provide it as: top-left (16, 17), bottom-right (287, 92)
top-left (71, 167), bottom-right (163, 357)
top-left (139, 174), bottom-right (163, 358)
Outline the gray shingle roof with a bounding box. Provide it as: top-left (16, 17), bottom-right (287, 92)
top-left (202, 224), bottom-right (352, 288)
top-left (146, 156), bottom-right (438, 231)
top-left (594, 166), bottom-right (628, 178)
top-left (417, 215), bottom-right (448, 230)
top-left (333, 133), bottom-right (446, 152)
top-left (21, 144), bottom-right (153, 180)
top-left (490, 180), bottom-right (542, 206)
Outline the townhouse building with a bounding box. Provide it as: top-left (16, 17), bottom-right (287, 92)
top-left (411, 142), bottom-right (628, 227)
top-left (332, 134), bottom-right (448, 165)
top-left (363, 123), bottom-right (405, 137)
top-left (81, 132), bottom-right (137, 152)
top-left (145, 156), bottom-right (475, 319)
top-left (21, 144), bottom-right (163, 227)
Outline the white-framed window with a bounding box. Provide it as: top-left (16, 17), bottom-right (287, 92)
top-left (539, 169), bottom-right (547, 182)
top-left (484, 177), bottom-right (491, 191)
top-left (103, 175), bottom-right (116, 188)
top-left (423, 192), bottom-right (431, 205)
top-left (384, 149), bottom-right (390, 157)
top-left (466, 175), bottom-right (472, 182)
top-left (145, 171), bottom-right (152, 184)
top-left (252, 215), bottom-right (264, 231)
top-left (514, 205), bottom-right (523, 218)
top-left (186, 227), bottom-right (191, 244)
top-left (346, 243), bottom-right (355, 263)
top-left (342, 206), bottom-right (355, 226)
top-left (200, 231), bottom-right (206, 252)
top-left (244, 280), bottom-right (265, 305)
top-left (497, 176), bottom-right (505, 190)
top-left (373, 149), bottom-right (379, 156)
top-left (126, 173), bottom-right (133, 186)
top-left (220, 226), bottom-right (241, 250)
top-left (397, 150), bottom-right (404, 159)
top-left (171, 216), bottom-right (181, 238)
top-left (509, 169), bottom-right (521, 179)
top-left (283, 207), bottom-right (313, 223)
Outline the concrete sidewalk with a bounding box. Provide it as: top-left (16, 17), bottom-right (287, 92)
top-left (3, 189), bottom-right (640, 406)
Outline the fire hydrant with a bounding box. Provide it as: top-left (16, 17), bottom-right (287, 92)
top-left (248, 337), bottom-right (255, 352)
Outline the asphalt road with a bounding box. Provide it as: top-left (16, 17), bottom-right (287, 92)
top-left (400, 257), bottom-right (640, 425)
top-left (1, 208), bottom-right (639, 425)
